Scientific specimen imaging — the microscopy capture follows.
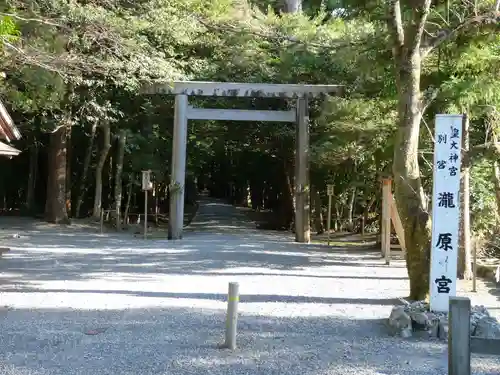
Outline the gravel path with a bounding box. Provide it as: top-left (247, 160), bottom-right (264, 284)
top-left (0, 197), bottom-right (498, 375)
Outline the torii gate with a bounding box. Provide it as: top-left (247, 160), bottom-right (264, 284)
top-left (144, 81), bottom-right (343, 242)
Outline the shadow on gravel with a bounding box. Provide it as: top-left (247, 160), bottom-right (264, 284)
top-left (0, 234), bottom-right (406, 288)
top-left (0, 306), bottom-right (478, 375)
top-left (0, 287), bottom-right (402, 306)
top-left (0, 200), bottom-right (497, 375)
top-left (484, 278), bottom-right (500, 303)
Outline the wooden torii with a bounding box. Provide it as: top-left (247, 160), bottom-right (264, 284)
top-left (144, 81), bottom-right (343, 242)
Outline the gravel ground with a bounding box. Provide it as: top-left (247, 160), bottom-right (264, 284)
top-left (0, 197), bottom-right (498, 375)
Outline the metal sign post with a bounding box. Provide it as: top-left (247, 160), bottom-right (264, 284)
top-left (142, 170), bottom-right (153, 239)
top-left (327, 184), bottom-right (334, 246)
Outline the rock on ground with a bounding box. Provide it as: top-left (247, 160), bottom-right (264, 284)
top-left (388, 300), bottom-right (500, 340)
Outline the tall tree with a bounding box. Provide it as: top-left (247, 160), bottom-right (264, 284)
top-left (386, 1), bottom-right (500, 299)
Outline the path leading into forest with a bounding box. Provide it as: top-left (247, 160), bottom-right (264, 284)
top-left (0, 197), bottom-right (498, 375)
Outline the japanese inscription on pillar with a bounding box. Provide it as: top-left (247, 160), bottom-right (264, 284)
top-left (429, 115), bottom-right (463, 312)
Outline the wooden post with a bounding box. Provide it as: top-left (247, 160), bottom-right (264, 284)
top-left (295, 98), bottom-right (310, 243)
top-left (390, 194), bottom-right (406, 257)
top-left (142, 170), bottom-right (152, 239)
top-left (224, 282), bottom-right (239, 350)
top-left (472, 245), bottom-right (477, 292)
top-left (461, 115), bottom-right (473, 290)
top-left (448, 297), bottom-right (471, 375)
top-left (169, 94), bottom-right (188, 240)
top-left (327, 194), bottom-right (332, 246)
top-left (381, 178), bottom-right (392, 264)
top-left (144, 190), bottom-right (148, 240)
top-left (327, 184), bottom-right (333, 246)
top-left (380, 190), bottom-right (385, 256)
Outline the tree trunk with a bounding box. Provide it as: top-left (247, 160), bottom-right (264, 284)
top-left (114, 129), bottom-right (126, 230)
top-left (66, 124), bottom-right (72, 217)
top-left (312, 185), bottom-right (324, 234)
top-left (346, 187), bottom-right (356, 231)
top-left (26, 140), bottom-right (38, 212)
top-left (492, 130), bottom-right (500, 220)
top-left (459, 116), bottom-right (473, 279)
top-left (282, 159), bottom-right (295, 229)
top-left (75, 122), bottom-right (97, 218)
top-left (334, 201), bottom-right (340, 231)
top-left (284, 0), bottom-right (302, 13)
top-left (388, 1), bottom-right (433, 301)
top-left (494, 161), bottom-right (500, 220)
top-left (459, 166), bottom-right (473, 279)
top-left (45, 125), bottom-right (70, 224)
top-left (123, 175), bottom-right (133, 225)
top-left (92, 121), bottom-right (111, 219)
top-left (378, 195), bottom-right (383, 247)
top-left (154, 184), bottom-right (159, 225)
top-left (106, 154), bottom-right (114, 210)
top-left (393, 63), bottom-right (432, 300)
top-left (45, 135), bottom-right (55, 220)
top-left (363, 196), bottom-right (375, 235)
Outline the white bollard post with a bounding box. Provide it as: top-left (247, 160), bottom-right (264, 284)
top-left (224, 282), bottom-right (239, 350)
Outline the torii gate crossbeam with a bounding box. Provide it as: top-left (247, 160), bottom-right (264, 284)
top-left (143, 81), bottom-right (343, 242)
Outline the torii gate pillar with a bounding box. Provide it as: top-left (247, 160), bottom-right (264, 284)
top-left (169, 94), bottom-right (188, 240)
top-left (295, 98), bottom-right (310, 243)
top-left (143, 81), bottom-right (343, 241)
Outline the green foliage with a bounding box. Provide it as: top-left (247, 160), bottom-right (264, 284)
top-left (0, 15), bottom-right (19, 42)
top-left (470, 159), bottom-right (497, 234)
top-left (0, 0), bottom-right (499, 252)
top-left (314, 97), bottom-right (397, 166)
